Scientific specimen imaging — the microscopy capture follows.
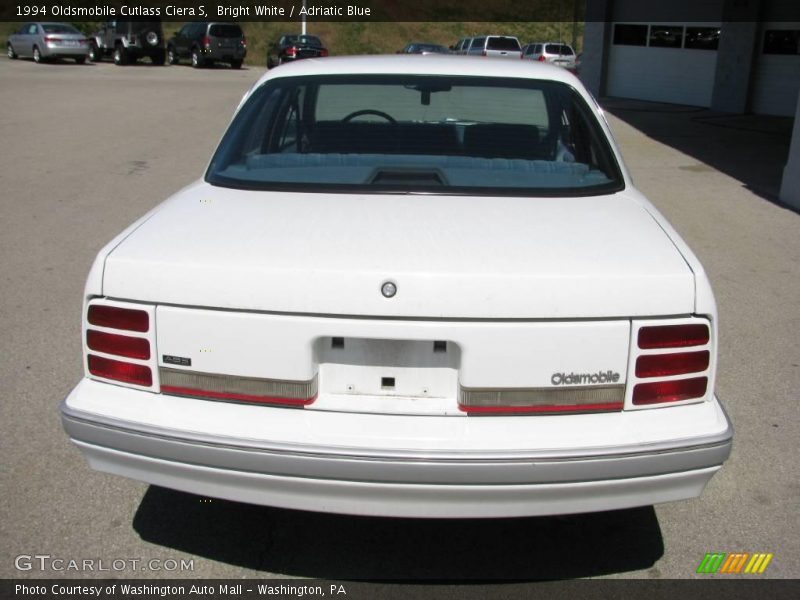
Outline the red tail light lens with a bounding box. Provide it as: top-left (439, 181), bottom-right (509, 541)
top-left (636, 350), bottom-right (709, 378)
top-left (88, 355), bottom-right (152, 387)
top-left (638, 324), bottom-right (709, 349)
top-left (88, 305), bottom-right (149, 332)
top-left (633, 377), bottom-right (707, 405)
top-left (202, 36), bottom-right (211, 48)
top-left (87, 330), bottom-right (150, 360)
top-left (320, 48), bottom-right (329, 57)
top-left (287, 46), bottom-right (296, 56)
top-left (538, 55), bottom-right (546, 61)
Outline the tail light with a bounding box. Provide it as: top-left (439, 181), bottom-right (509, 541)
top-left (320, 48), bottom-right (329, 57)
top-left (286, 46), bottom-right (296, 57)
top-left (202, 36), bottom-right (210, 48)
top-left (630, 320), bottom-right (712, 407)
top-left (88, 305), bottom-right (148, 331)
top-left (87, 330), bottom-right (150, 360)
top-left (88, 355), bottom-right (152, 387)
top-left (538, 55), bottom-right (546, 61)
top-left (45, 36), bottom-right (62, 43)
top-left (241, 37), bottom-right (247, 47)
top-left (85, 301), bottom-right (155, 389)
top-left (638, 324), bottom-right (709, 349)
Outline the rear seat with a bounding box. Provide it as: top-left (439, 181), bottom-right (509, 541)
top-left (463, 124), bottom-right (546, 160)
top-left (310, 121), bottom-right (459, 155)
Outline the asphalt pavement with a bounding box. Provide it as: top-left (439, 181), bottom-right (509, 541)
top-left (0, 57), bottom-right (797, 581)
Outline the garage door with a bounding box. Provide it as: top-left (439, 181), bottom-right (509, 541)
top-left (606, 22), bottom-right (720, 107)
top-left (750, 22), bottom-right (800, 116)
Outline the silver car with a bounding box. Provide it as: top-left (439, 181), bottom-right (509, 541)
top-left (7, 22), bottom-right (88, 64)
top-left (523, 42), bottom-right (578, 73)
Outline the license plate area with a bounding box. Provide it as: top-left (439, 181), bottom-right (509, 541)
top-left (318, 337), bottom-right (459, 400)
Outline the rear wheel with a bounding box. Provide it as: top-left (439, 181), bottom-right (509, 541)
top-left (230, 59), bottom-right (243, 69)
top-left (88, 43), bottom-right (101, 62)
top-left (191, 48), bottom-right (203, 68)
top-left (33, 46), bottom-right (42, 63)
top-left (75, 55), bottom-right (86, 64)
top-left (113, 44), bottom-right (128, 65)
top-left (7, 43), bottom-right (17, 59)
top-left (167, 46), bottom-right (179, 65)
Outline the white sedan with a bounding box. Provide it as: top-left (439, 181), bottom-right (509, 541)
top-left (61, 55), bottom-right (732, 518)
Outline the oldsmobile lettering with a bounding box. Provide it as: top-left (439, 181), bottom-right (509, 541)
top-left (551, 371), bottom-right (621, 386)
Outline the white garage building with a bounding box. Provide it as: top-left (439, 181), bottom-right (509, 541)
top-left (581, 0), bottom-right (800, 209)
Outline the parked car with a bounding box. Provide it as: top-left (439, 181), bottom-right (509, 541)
top-left (87, 18), bottom-right (166, 65)
top-left (523, 42), bottom-right (577, 73)
top-left (450, 37), bottom-right (472, 54)
top-left (167, 22), bottom-right (246, 69)
top-left (399, 42), bottom-right (449, 55)
top-left (7, 22), bottom-right (88, 64)
top-left (61, 55), bottom-right (732, 519)
top-left (267, 34), bottom-right (327, 68)
top-left (467, 35), bottom-right (522, 59)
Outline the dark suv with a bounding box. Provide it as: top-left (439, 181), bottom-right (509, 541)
top-left (87, 18), bottom-right (166, 65)
top-left (267, 34), bottom-right (327, 69)
top-left (167, 22), bottom-right (246, 69)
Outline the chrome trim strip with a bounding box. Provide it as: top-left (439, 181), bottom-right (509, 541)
top-left (60, 400), bottom-right (733, 464)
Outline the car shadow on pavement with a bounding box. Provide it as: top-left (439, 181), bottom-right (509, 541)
top-left (133, 486), bottom-right (663, 579)
top-left (601, 97), bottom-right (795, 210)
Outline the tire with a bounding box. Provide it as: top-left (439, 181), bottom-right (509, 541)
top-left (7, 44), bottom-right (17, 59)
top-left (266, 56), bottom-right (274, 69)
top-left (33, 46), bottom-right (42, 63)
top-left (75, 55), bottom-right (86, 64)
top-left (167, 46), bottom-right (178, 65)
top-left (230, 59), bottom-right (243, 69)
top-left (190, 48), bottom-right (203, 68)
top-left (113, 44), bottom-right (128, 66)
top-left (151, 51), bottom-right (165, 66)
top-left (88, 43), bottom-right (101, 62)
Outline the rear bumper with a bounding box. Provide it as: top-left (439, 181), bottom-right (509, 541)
top-left (61, 378), bottom-right (732, 518)
top-left (204, 47), bottom-right (246, 61)
top-left (42, 46), bottom-right (88, 58)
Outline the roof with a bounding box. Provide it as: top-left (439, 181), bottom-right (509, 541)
top-left (254, 54), bottom-right (580, 87)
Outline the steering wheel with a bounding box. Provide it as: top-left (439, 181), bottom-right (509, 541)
top-left (341, 109), bottom-right (397, 124)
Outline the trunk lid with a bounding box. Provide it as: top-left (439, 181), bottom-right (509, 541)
top-left (102, 183), bottom-right (694, 319)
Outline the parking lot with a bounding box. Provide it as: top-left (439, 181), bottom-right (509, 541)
top-left (0, 57), bottom-right (798, 580)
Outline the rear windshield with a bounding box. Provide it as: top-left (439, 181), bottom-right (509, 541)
top-left (487, 37), bottom-right (521, 51)
top-left (206, 75), bottom-right (623, 196)
top-left (546, 44), bottom-right (574, 56)
top-left (209, 24), bottom-right (243, 38)
top-left (42, 24), bottom-right (81, 34)
top-left (297, 35), bottom-right (322, 46)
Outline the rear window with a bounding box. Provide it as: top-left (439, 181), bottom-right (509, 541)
top-left (207, 75), bottom-right (623, 196)
top-left (545, 44), bottom-right (574, 56)
top-left (487, 37), bottom-right (521, 51)
top-left (209, 24), bottom-right (243, 38)
top-left (298, 35), bottom-right (322, 46)
top-left (42, 24), bottom-right (81, 34)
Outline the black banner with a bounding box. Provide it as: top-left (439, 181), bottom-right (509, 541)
top-left (2, 0), bottom-right (800, 23)
top-left (4, 579), bottom-right (800, 600)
